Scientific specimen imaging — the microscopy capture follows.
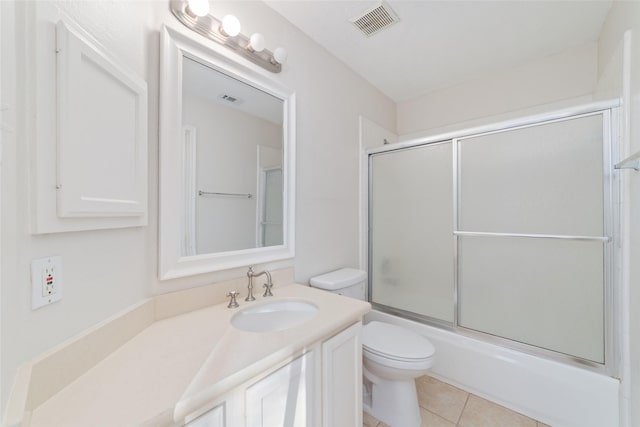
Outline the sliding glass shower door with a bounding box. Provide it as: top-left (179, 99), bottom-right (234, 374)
top-left (369, 108), bottom-right (614, 367)
top-left (456, 114), bottom-right (608, 363)
top-left (369, 142), bottom-right (454, 323)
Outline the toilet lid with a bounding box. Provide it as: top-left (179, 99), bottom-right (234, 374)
top-left (363, 321), bottom-right (435, 361)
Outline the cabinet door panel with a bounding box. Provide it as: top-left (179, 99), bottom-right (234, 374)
top-left (246, 352), bottom-right (314, 427)
top-left (185, 403), bottom-right (225, 427)
top-left (322, 322), bottom-right (362, 427)
top-left (56, 20), bottom-right (147, 218)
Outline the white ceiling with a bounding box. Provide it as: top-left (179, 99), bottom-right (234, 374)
top-left (265, 0), bottom-right (613, 102)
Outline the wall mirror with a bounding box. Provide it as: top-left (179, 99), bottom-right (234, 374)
top-left (159, 26), bottom-right (295, 280)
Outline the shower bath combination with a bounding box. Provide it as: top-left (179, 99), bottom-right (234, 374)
top-left (367, 101), bottom-right (619, 374)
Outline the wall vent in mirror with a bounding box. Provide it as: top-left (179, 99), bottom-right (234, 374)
top-left (170, 0), bottom-right (287, 73)
top-left (221, 94), bottom-right (239, 103)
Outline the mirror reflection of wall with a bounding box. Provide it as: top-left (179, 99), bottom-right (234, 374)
top-left (181, 56), bottom-right (283, 255)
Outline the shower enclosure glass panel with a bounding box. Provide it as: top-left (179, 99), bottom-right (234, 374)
top-left (458, 236), bottom-right (604, 362)
top-left (370, 143), bottom-right (454, 323)
top-left (456, 113), bottom-right (608, 363)
top-left (458, 115), bottom-right (604, 236)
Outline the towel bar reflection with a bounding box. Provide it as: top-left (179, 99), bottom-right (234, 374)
top-left (198, 190), bottom-right (253, 199)
top-left (615, 150), bottom-right (640, 171)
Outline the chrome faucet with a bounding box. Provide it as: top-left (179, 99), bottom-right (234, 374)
top-left (246, 266), bottom-right (273, 301)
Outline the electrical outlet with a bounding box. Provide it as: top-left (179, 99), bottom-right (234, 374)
top-left (42, 258), bottom-right (55, 297)
top-left (31, 256), bottom-right (63, 309)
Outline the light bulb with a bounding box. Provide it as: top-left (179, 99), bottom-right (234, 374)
top-left (221, 15), bottom-right (241, 37)
top-left (272, 47), bottom-right (288, 64)
top-left (248, 33), bottom-right (265, 52)
top-left (187, 0), bottom-right (209, 17)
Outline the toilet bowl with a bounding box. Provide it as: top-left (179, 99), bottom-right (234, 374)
top-left (362, 321), bottom-right (435, 427)
top-left (309, 269), bottom-right (436, 427)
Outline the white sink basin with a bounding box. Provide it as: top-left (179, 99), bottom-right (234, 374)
top-left (231, 300), bottom-right (319, 332)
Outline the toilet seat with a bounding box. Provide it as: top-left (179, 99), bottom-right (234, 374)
top-left (363, 321), bottom-right (435, 369)
top-left (364, 347), bottom-right (434, 371)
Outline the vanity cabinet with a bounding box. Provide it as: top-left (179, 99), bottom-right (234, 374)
top-left (183, 321), bottom-right (362, 427)
top-left (11, 283), bottom-right (370, 427)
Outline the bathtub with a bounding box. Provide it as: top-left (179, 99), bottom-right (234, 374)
top-left (366, 310), bottom-right (620, 427)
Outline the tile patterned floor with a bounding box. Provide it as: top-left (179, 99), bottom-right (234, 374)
top-left (363, 375), bottom-right (551, 427)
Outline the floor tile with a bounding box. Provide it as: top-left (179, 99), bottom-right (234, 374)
top-left (416, 375), bottom-right (469, 424)
top-left (420, 407), bottom-right (456, 427)
top-left (363, 411), bottom-right (380, 427)
top-left (458, 395), bottom-right (537, 427)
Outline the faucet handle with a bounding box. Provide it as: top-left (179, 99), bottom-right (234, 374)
top-left (226, 291), bottom-right (240, 308)
top-left (262, 282), bottom-right (274, 297)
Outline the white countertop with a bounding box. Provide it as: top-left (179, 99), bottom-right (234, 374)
top-left (27, 283), bottom-right (370, 427)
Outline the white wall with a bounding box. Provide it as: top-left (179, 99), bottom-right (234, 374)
top-left (0, 0), bottom-right (396, 416)
top-left (397, 42), bottom-right (598, 136)
top-left (1, 0), bottom-right (155, 415)
top-left (595, 2), bottom-right (640, 425)
top-left (182, 95), bottom-right (281, 254)
top-left (0, 2), bottom-right (9, 419)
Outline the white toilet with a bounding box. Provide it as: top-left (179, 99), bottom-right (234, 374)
top-left (310, 268), bottom-right (435, 427)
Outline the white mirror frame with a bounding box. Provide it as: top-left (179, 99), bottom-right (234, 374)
top-left (159, 25), bottom-right (296, 280)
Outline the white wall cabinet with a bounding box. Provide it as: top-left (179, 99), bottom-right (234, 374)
top-left (27, 3), bottom-right (148, 233)
top-left (183, 321), bottom-right (362, 427)
top-left (55, 20), bottom-right (147, 219)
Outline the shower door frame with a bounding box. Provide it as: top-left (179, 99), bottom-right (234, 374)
top-left (367, 100), bottom-right (621, 375)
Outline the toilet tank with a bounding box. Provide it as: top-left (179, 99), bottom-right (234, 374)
top-left (309, 268), bottom-right (367, 300)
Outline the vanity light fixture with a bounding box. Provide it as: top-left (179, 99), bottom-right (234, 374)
top-left (220, 14), bottom-right (241, 37)
top-left (272, 47), bottom-right (288, 65)
top-left (248, 33), bottom-right (265, 53)
top-left (186, 0), bottom-right (209, 17)
top-left (170, 0), bottom-right (287, 73)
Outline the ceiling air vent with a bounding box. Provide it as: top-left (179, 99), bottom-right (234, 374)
top-left (220, 94), bottom-right (239, 103)
top-left (350, 2), bottom-right (400, 37)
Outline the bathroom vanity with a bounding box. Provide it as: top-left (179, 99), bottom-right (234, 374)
top-left (183, 321), bottom-right (362, 427)
top-left (6, 276), bottom-right (370, 427)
